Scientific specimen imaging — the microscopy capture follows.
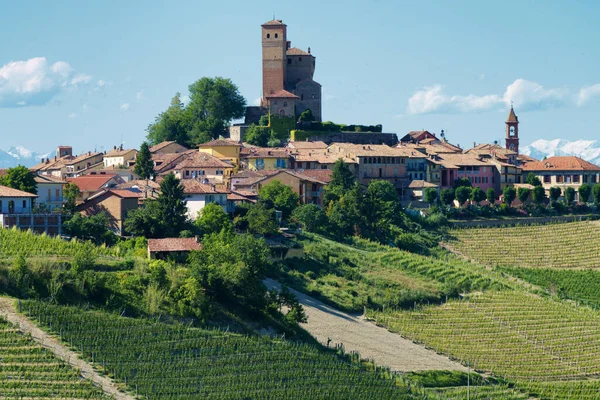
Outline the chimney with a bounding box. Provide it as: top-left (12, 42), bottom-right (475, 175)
top-left (473, 142), bottom-right (476, 148)
top-left (54, 156), bottom-right (57, 161)
top-left (114, 146), bottom-right (117, 150)
top-left (88, 151), bottom-right (91, 155)
top-left (41, 158), bottom-right (44, 164)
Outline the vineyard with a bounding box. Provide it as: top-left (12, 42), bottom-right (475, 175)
top-left (448, 221), bottom-right (600, 268)
top-left (21, 301), bottom-right (416, 400)
top-left (367, 291), bottom-right (600, 399)
top-left (0, 315), bottom-right (106, 399)
top-left (423, 384), bottom-right (530, 400)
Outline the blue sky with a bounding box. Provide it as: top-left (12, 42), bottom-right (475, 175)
top-left (0, 0), bottom-right (599, 154)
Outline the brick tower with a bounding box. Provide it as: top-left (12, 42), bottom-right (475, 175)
top-left (261, 20), bottom-right (287, 105)
top-left (505, 105), bottom-right (519, 154)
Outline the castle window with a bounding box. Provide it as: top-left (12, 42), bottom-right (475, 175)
top-left (311, 94), bottom-right (315, 99)
top-left (275, 33), bottom-right (278, 38)
top-left (300, 94), bottom-right (304, 100)
top-left (299, 57), bottom-right (302, 62)
top-left (283, 101), bottom-right (288, 107)
top-left (287, 58), bottom-right (291, 65)
top-left (267, 33), bottom-right (270, 39)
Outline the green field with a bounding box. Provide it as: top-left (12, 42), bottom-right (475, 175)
top-left (0, 315), bottom-right (106, 399)
top-left (448, 221), bottom-right (600, 268)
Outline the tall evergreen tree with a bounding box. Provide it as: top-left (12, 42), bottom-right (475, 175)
top-left (324, 159), bottom-right (356, 204)
top-left (158, 173), bottom-right (188, 237)
top-left (134, 142), bottom-right (155, 180)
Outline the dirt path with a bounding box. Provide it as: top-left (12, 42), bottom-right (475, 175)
top-left (265, 279), bottom-right (467, 373)
top-left (0, 297), bottom-right (135, 400)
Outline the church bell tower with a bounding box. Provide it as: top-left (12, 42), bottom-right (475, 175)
top-left (505, 105), bottom-right (519, 154)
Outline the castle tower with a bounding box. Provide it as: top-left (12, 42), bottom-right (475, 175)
top-left (505, 105), bottom-right (519, 154)
top-left (261, 20), bottom-right (287, 105)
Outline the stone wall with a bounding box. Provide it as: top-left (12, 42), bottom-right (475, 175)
top-left (292, 131), bottom-right (398, 146)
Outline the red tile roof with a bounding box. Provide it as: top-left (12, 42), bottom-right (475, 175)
top-left (522, 156), bottom-right (600, 172)
top-left (149, 141), bottom-right (189, 154)
top-left (175, 152), bottom-right (234, 169)
top-left (266, 90), bottom-right (299, 99)
top-left (148, 238), bottom-right (202, 253)
top-left (181, 180), bottom-right (229, 195)
top-left (241, 147), bottom-right (291, 159)
top-left (198, 139), bottom-right (241, 148)
top-left (506, 106), bottom-right (519, 123)
top-left (0, 185), bottom-right (38, 198)
top-left (286, 47), bottom-right (311, 56)
top-left (34, 175), bottom-right (67, 184)
top-left (66, 174), bottom-right (118, 192)
top-left (109, 189), bottom-right (143, 198)
top-left (262, 19), bottom-right (285, 26)
top-left (287, 141), bottom-right (328, 150)
top-left (292, 169), bottom-right (333, 184)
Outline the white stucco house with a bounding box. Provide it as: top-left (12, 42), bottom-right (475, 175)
top-left (0, 185), bottom-right (37, 214)
top-left (34, 175), bottom-right (66, 211)
top-left (181, 180), bottom-right (229, 220)
top-left (103, 147), bottom-right (138, 169)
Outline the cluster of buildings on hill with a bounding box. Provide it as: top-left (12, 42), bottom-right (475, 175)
top-left (1, 19), bottom-right (599, 236)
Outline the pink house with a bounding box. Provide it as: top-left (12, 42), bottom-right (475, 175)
top-left (437, 154), bottom-right (496, 192)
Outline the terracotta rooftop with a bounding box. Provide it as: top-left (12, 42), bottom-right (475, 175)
top-left (408, 180), bottom-right (438, 189)
top-left (151, 152), bottom-right (187, 173)
top-left (291, 149), bottom-right (355, 164)
top-left (198, 139), bottom-right (241, 148)
top-left (266, 89), bottom-right (299, 99)
top-left (522, 156), bottom-right (600, 172)
top-left (175, 152), bottom-right (234, 169)
top-left (241, 147), bottom-right (291, 159)
top-left (0, 185), bottom-right (38, 198)
top-left (291, 169), bottom-right (333, 184)
top-left (506, 106), bottom-right (519, 123)
top-left (287, 141), bottom-right (328, 150)
top-left (118, 179), bottom-right (161, 190)
top-left (149, 141), bottom-right (188, 153)
top-left (329, 143), bottom-right (427, 158)
top-left (105, 148), bottom-right (137, 157)
top-left (66, 174), bottom-right (119, 192)
top-left (181, 179), bottom-right (229, 195)
top-left (227, 192), bottom-right (253, 201)
top-left (262, 19), bottom-right (285, 26)
top-left (34, 175), bottom-right (66, 184)
top-left (286, 47), bottom-right (311, 56)
top-left (148, 238), bottom-right (202, 253)
top-left (65, 152), bottom-right (103, 166)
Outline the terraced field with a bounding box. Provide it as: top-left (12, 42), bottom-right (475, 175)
top-left (448, 220), bottom-right (600, 268)
top-left (0, 316), bottom-right (106, 399)
top-left (368, 291), bottom-right (600, 399)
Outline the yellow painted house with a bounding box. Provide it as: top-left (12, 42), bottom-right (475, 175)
top-left (241, 147), bottom-right (291, 171)
top-left (198, 139), bottom-right (242, 166)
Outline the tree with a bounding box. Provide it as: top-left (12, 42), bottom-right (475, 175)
top-left (579, 183), bottom-right (592, 203)
top-left (424, 188), bottom-right (438, 205)
top-left (455, 186), bottom-right (471, 206)
top-left (324, 159), bottom-right (356, 205)
top-left (517, 187), bottom-right (531, 204)
top-left (470, 187), bottom-right (486, 204)
top-left (486, 188), bottom-right (496, 204)
top-left (440, 188), bottom-right (455, 206)
top-left (124, 200), bottom-right (165, 238)
top-left (526, 172), bottom-right (542, 187)
top-left (146, 93), bottom-right (188, 146)
top-left (258, 180), bottom-right (299, 219)
top-left (134, 142), bottom-right (155, 180)
top-left (564, 187), bottom-right (576, 205)
top-left (453, 177), bottom-right (472, 189)
top-left (195, 203), bottom-right (232, 236)
top-left (594, 183), bottom-right (600, 204)
top-left (63, 183), bottom-right (80, 215)
top-left (549, 187), bottom-right (562, 202)
top-left (64, 212), bottom-right (115, 245)
top-left (1, 166), bottom-right (37, 194)
top-left (363, 180), bottom-right (402, 238)
top-left (503, 186), bottom-right (517, 206)
top-left (532, 186), bottom-right (546, 204)
top-left (292, 204), bottom-right (327, 232)
top-left (157, 173), bottom-right (188, 237)
top-left (244, 124), bottom-right (272, 147)
top-left (298, 109), bottom-right (315, 123)
top-left (246, 203), bottom-right (278, 235)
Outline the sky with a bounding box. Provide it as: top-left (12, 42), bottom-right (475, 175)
top-left (0, 0), bottom-right (599, 154)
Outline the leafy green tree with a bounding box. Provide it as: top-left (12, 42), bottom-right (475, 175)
top-left (1, 166), bottom-right (37, 194)
top-left (64, 212), bottom-right (115, 245)
top-left (503, 186), bottom-right (517, 206)
top-left (453, 177), bottom-right (472, 189)
top-left (146, 93), bottom-right (188, 146)
top-left (157, 173), bottom-right (188, 237)
top-left (324, 159), bottom-right (355, 204)
top-left (564, 187), bottom-right (576, 205)
top-left (259, 180), bottom-right (299, 219)
top-left (579, 183), bottom-right (592, 203)
top-left (134, 142), bottom-right (155, 180)
top-left (455, 186), bottom-right (471, 206)
top-left (517, 187), bottom-right (531, 204)
top-left (246, 203), bottom-right (279, 235)
top-left (244, 124), bottom-right (272, 147)
top-left (326, 198), bottom-right (355, 238)
top-left (63, 183), bottom-right (80, 214)
top-left (424, 188), bottom-right (438, 205)
top-left (486, 188), bottom-right (496, 204)
top-left (195, 202), bottom-right (232, 236)
top-left (298, 109), bottom-right (315, 123)
top-left (292, 204), bottom-right (327, 232)
top-left (470, 187), bottom-right (486, 203)
top-left (124, 200), bottom-right (165, 238)
top-left (532, 185), bottom-right (546, 204)
top-left (549, 187), bottom-right (562, 202)
top-left (593, 183), bottom-right (600, 204)
top-left (526, 172), bottom-right (542, 186)
top-left (440, 188), bottom-right (455, 206)
top-left (364, 180), bottom-right (402, 236)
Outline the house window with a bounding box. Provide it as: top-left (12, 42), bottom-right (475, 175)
top-left (267, 33), bottom-right (270, 38)
top-left (283, 101), bottom-right (287, 107)
top-left (556, 175), bottom-right (563, 183)
top-left (299, 57), bottom-right (302, 61)
top-left (48, 188), bottom-right (51, 200)
top-left (199, 170), bottom-right (205, 176)
top-left (216, 170), bottom-right (223, 175)
top-left (56, 189), bottom-right (60, 199)
top-left (300, 94), bottom-right (304, 100)
top-left (321, 165), bottom-right (327, 170)
top-left (275, 33), bottom-right (278, 38)
top-left (573, 175), bottom-right (580, 183)
top-left (22, 200), bottom-right (27, 209)
top-left (287, 59), bottom-right (291, 65)
top-left (185, 170), bottom-right (190, 176)
top-left (543, 175), bottom-right (551, 183)
top-left (0, 200), bottom-right (2, 211)
top-left (276, 159), bottom-right (287, 168)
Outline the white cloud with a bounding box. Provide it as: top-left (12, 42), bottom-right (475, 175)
top-left (407, 79), bottom-right (569, 115)
top-left (577, 84), bottom-right (600, 106)
top-left (68, 112), bottom-right (77, 119)
top-left (0, 57), bottom-right (91, 107)
top-left (120, 103), bottom-right (130, 112)
top-left (136, 90), bottom-right (144, 101)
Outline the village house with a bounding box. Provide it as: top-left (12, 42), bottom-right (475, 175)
top-left (286, 141), bottom-right (328, 150)
top-left (103, 146), bottom-right (138, 169)
top-left (149, 141), bottom-right (189, 155)
top-left (32, 147), bottom-right (104, 179)
top-left (172, 152), bottom-right (235, 187)
top-left (198, 139), bottom-right (242, 166)
top-left (66, 174), bottom-right (124, 202)
top-left (76, 189), bottom-right (141, 236)
top-left (147, 237), bottom-right (202, 260)
top-left (241, 147), bottom-right (291, 171)
top-left (289, 148), bottom-right (357, 171)
top-left (34, 175), bottom-right (66, 211)
top-left (0, 185), bottom-right (37, 214)
top-left (433, 153), bottom-right (496, 192)
top-left (181, 179), bottom-right (230, 219)
top-left (522, 156), bottom-right (600, 201)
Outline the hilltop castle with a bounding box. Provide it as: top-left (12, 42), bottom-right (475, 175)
top-left (260, 19), bottom-right (322, 122)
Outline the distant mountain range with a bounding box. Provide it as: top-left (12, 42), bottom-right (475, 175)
top-left (0, 146), bottom-right (54, 169)
top-left (521, 139), bottom-right (600, 165)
